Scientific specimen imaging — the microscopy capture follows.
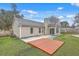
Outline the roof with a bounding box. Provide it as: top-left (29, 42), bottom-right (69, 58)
top-left (14, 17), bottom-right (44, 27)
top-left (44, 16), bottom-right (60, 27)
top-left (14, 16), bottom-right (60, 27)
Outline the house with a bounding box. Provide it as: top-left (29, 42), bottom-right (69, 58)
top-left (75, 23), bottom-right (79, 33)
top-left (13, 16), bottom-right (61, 38)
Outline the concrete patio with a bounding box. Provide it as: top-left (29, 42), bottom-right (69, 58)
top-left (21, 35), bottom-right (52, 42)
top-left (72, 35), bottom-right (79, 38)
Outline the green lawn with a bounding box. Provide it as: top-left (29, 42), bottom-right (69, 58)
top-left (54, 34), bottom-right (79, 56)
top-left (0, 34), bottom-right (79, 56)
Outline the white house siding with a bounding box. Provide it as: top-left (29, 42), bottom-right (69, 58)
top-left (21, 26), bottom-right (44, 38)
top-left (13, 17), bottom-right (61, 38)
top-left (12, 20), bottom-right (20, 38)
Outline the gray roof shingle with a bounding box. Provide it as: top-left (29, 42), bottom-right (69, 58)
top-left (15, 17), bottom-right (44, 27)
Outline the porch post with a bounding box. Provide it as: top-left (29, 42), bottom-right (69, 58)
top-left (45, 23), bottom-right (49, 35)
top-left (58, 28), bottom-right (61, 35)
top-left (54, 27), bottom-right (56, 35)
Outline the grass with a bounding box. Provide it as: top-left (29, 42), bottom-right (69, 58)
top-left (0, 36), bottom-right (48, 56)
top-left (53, 34), bottom-right (79, 56)
top-left (0, 34), bottom-right (79, 56)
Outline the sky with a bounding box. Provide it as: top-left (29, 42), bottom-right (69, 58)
top-left (0, 3), bottom-right (79, 26)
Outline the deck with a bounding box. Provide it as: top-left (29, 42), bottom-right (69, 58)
top-left (28, 38), bottom-right (64, 55)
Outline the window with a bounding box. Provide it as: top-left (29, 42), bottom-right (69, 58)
top-left (39, 28), bottom-right (41, 33)
top-left (30, 27), bottom-right (33, 34)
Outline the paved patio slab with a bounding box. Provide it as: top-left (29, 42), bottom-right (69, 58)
top-left (28, 38), bottom-right (64, 55)
top-left (21, 35), bottom-right (54, 42)
top-left (72, 35), bottom-right (79, 37)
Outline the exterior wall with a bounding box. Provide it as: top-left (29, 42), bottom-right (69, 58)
top-left (47, 26), bottom-right (60, 35)
top-left (21, 26), bottom-right (44, 38)
top-left (75, 27), bottom-right (79, 33)
top-left (12, 20), bottom-right (20, 38)
top-left (44, 18), bottom-right (61, 35)
top-left (13, 17), bottom-right (61, 38)
top-left (44, 21), bottom-right (48, 35)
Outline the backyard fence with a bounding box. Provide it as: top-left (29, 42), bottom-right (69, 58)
top-left (61, 28), bottom-right (79, 34)
top-left (0, 30), bottom-right (11, 36)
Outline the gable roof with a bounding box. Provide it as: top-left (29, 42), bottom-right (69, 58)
top-left (14, 17), bottom-right (44, 27)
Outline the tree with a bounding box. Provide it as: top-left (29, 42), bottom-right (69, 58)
top-left (0, 4), bottom-right (24, 37)
top-left (10, 3), bottom-right (24, 36)
top-left (0, 9), bottom-right (6, 30)
top-left (74, 13), bottom-right (79, 23)
top-left (48, 16), bottom-right (59, 23)
top-left (74, 13), bottom-right (79, 26)
top-left (61, 21), bottom-right (70, 32)
top-left (11, 3), bottom-right (23, 18)
top-left (0, 4), bottom-right (17, 31)
top-left (11, 4), bottom-right (17, 13)
top-left (44, 16), bottom-right (60, 25)
top-left (0, 4), bottom-right (23, 36)
top-left (61, 21), bottom-right (69, 28)
top-left (0, 9), bottom-right (14, 30)
top-left (71, 23), bottom-right (75, 28)
top-left (3, 11), bottom-right (14, 30)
